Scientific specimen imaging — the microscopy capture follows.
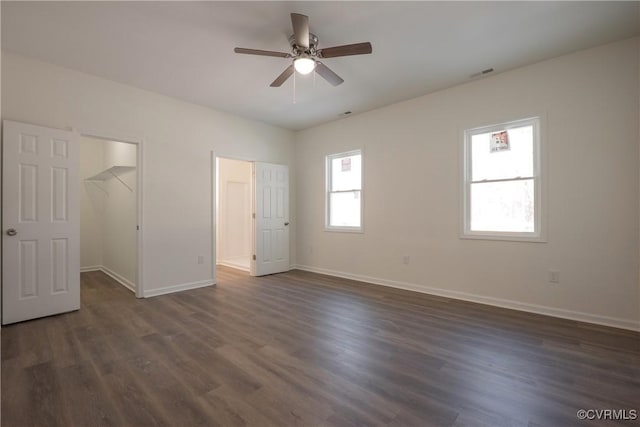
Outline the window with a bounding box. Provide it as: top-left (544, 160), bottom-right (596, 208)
top-left (462, 117), bottom-right (543, 241)
top-left (326, 150), bottom-right (362, 231)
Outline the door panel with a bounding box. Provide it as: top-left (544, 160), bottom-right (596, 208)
top-left (51, 238), bottom-right (69, 293)
top-left (3, 120), bottom-right (80, 324)
top-left (19, 240), bottom-right (38, 297)
top-left (253, 162), bottom-right (289, 276)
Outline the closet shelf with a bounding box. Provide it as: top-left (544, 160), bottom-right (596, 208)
top-left (85, 166), bottom-right (135, 181)
top-left (85, 166), bottom-right (135, 192)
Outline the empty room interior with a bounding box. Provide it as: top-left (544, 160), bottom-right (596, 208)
top-left (1, 2), bottom-right (639, 426)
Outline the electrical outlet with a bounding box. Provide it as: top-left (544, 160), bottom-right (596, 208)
top-left (548, 270), bottom-right (560, 284)
top-left (402, 255), bottom-right (410, 265)
top-left (197, 255), bottom-right (204, 265)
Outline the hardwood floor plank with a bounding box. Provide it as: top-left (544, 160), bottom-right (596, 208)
top-left (58, 362), bottom-right (125, 426)
top-left (194, 392), bottom-right (246, 427)
top-left (200, 385), bottom-right (275, 427)
top-left (45, 316), bottom-right (84, 369)
top-left (21, 362), bottom-right (70, 427)
top-left (100, 360), bottom-right (172, 426)
top-left (123, 356), bottom-right (214, 427)
top-left (257, 343), bottom-right (403, 421)
top-left (215, 344), bottom-right (336, 422)
top-left (15, 319), bottom-right (54, 369)
top-left (1, 359), bottom-right (34, 425)
top-left (140, 333), bottom-right (221, 395)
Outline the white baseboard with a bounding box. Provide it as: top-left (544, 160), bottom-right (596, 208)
top-left (81, 265), bottom-right (136, 293)
top-left (143, 279), bottom-right (215, 298)
top-left (292, 264), bottom-right (640, 332)
top-left (101, 266), bottom-right (136, 293)
top-left (217, 259), bottom-right (250, 272)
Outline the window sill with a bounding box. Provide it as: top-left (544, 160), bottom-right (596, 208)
top-left (461, 232), bottom-right (546, 243)
top-left (325, 227), bottom-right (364, 234)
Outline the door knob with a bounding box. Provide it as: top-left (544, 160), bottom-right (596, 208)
top-left (284, 222), bottom-right (290, 226)
top-left (6, 228), bottom-right (17, 236)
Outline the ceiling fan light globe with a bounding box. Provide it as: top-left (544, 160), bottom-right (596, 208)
top-left (294, 57), bottom-right (316, 75)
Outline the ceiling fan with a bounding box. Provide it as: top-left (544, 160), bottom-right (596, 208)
top-left (234, 13), bottom-right (372, 87)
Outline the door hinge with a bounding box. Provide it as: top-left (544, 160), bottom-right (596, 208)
top-left (252, 213), bottom-right (255, 219)
top-left (136, 225), bottom-right (139, 230)
top-left (252, 254), bottom-right (256, 261)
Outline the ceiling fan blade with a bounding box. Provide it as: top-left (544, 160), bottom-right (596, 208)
top-left (234, 47), bottom-right (290, 58)
top-left (318, 42), bottom-right (372, 58)
top-left (270, 64), bottom-right (295, 87)
top-left (315, 62), bottom-right (344, 86)
top-left (291, 13), bottom-right (309, 48)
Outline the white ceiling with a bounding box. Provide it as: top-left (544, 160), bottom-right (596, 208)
top-left (2, 1), bottom-right (639, 130)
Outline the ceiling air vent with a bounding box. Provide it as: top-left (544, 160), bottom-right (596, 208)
top-left (470, 68), bottom-right (494, 79)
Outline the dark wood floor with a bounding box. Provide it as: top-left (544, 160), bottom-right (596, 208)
top-left (2, 267), bottom-right (639, 427)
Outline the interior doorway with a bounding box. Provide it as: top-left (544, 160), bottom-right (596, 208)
top-left (215, 157), bottom-right (253, 272)
top-left (80, 135), bottom-right (140, 295)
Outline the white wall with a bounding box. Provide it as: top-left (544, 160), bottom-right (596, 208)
top-left (216, 158), bottom-right (252, 269)
top-left (294, 37), bottom-right (640, 330)
top-left (2, 51), bottom-right (295, 296)
top-left (80, 137), bottom-right (105, 269)
top-left (104, 139), bottom-right (136, 169)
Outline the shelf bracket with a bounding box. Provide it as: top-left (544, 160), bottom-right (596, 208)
top-left (86, 180), bottom-right (109, 195)
top-left (109, 170), bottom-right (134, 192)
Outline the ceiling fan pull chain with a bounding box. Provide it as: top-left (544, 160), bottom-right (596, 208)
top-left (293, 70), bottom-right (297, 104)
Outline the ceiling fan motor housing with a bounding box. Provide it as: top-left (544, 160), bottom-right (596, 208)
top-left (289, 33), bottom-right (319, 58)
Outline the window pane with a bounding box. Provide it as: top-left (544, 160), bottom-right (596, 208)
top-left (329, 191), bottom-right (361, 227)
top-left (471, 125), bottom-right (533, 181)
top-left (331, 154), bottom-right (361, 191)
top-left (470, 179), bottom-right (534, 232)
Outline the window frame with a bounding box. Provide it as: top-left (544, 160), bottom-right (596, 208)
top-left (461, 116), bottom-right (545, 242)
top-left (325, 149), bottom-right (364, 233)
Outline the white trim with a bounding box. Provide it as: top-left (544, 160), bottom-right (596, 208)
top-left (136, 140), bottom-right (144, 298)
top-left (101, 266), bottom-right (136, 293)
top-left (214, 152), bottom-right (257, 277)
top-left (461, 116), bottom-right (545, 242)
top-left (217, 259), bottom-right (250, 272)
top-left (292, 264), bottom-right (640, 332)
top-left (77, 128), bottom-right (142, 146)
top-left (79, 265), bottom-right (135, 293)
top-left (250, 161), bottom-right (256, 276)
top-left (79, 129), bottom-right (145, 298)
top-left (461, 232), bottom-right (547, 243)
top-left (324, 226), bottom-right (365, 234)
top-left (211, 152), bottom-right (218, 285)
top-left (143, 280), bottom-right (215, 298)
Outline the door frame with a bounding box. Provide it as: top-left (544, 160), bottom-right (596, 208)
top-left (211, 151), bottom-right (256, 278)
top-left (79, 128), bottom-right (144, 298)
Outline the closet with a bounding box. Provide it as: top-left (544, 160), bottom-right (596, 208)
top-left (80, 136), bottom-right (138, 292)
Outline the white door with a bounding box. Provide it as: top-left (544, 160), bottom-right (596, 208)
top-left (2, 120), bottom-right (80, 324)
top-left (252, 162), bottom-right (289, 276)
